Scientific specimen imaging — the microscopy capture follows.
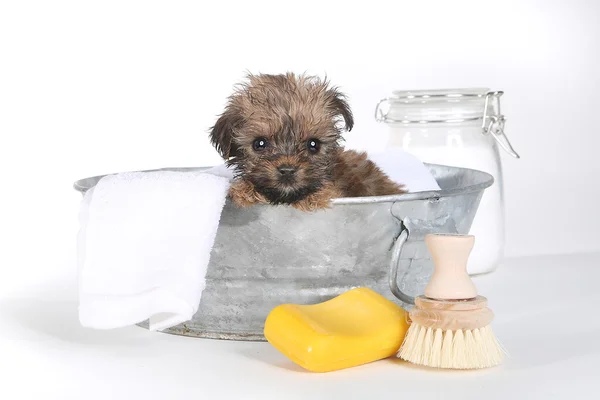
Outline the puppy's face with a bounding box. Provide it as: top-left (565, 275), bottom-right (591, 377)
top-left (210, 73), bottom-right (354, 205)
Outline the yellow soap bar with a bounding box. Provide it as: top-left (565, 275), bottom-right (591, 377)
top-left (264, 287), bottom-right (409, 373)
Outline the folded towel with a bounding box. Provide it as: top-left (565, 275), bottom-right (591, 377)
top-left (368, 148), bottom-right (441, 193)
top-left (77, 168), bottom-right (231, 331)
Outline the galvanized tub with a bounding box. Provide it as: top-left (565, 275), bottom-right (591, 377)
top-left (73, 163), bottom-right (493, 341)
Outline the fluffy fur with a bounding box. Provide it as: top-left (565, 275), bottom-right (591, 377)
top-left (209, 72), bottom-right (406, 211)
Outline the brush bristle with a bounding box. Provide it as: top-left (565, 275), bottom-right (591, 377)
top-left (398, 324), bottom-right (505, 369)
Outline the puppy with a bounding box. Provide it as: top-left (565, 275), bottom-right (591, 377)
top-left (209, 72), bottom-right (406, 211)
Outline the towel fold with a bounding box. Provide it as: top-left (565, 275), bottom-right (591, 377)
top-left (76, 148), bottom-right (439, 332)
top-left (368, 148), bottom-right (440, 193)
top-left (77, 168), bottom-right (231, 331)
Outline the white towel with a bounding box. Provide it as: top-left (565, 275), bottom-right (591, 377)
top-left (77, 167), bottom-right (231, 331)
top-left (368, 148), bottom-right (441, 192)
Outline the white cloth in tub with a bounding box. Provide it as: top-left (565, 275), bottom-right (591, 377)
top-left (77, 168), bottom-right (230, 331)
top-left (369, 148), bottom-right (441, 192)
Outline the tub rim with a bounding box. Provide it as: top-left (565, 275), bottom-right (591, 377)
top-left (72, 163), bottom-right (494, 205)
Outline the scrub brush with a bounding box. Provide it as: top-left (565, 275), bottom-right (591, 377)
top-left (397, 233), bottom-right (505, 369)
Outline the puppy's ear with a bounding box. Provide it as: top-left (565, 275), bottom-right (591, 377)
top-left (209, 109), bottom-right (242, 159)
top-left (328, 91), bottom-right (354, 132)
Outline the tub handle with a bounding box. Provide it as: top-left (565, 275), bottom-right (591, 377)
top-left (388, 228), bottom-right (413, 304)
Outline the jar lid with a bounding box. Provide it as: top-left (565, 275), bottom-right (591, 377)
top-left (378, 88), bottom-right (492, 124)
top-left (375, 88), bottom-right (521, 159)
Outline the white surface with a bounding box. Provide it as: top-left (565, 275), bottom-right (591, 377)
top-left (1, 252), bottom-right (598, 400)
top-left (1, 0), bottom-right (599, 261)
top-left (78, 169), bottom-right (230, 331)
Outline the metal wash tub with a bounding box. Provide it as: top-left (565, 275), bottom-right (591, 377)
top-left (73, 163), bottom-right (493, 341)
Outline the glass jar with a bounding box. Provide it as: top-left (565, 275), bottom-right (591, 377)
top-left (375, 88), bottom-right (520, 275)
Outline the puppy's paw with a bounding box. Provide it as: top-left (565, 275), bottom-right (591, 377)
top-left (228, 179), bottom-right (267, 208)
top-left (291, 184), bottom-right (341, 212)
top-left (291, 197), bottom-right (331, 212)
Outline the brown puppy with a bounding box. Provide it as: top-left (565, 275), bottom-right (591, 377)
top-left (209, 72), bottom-right (406, 211)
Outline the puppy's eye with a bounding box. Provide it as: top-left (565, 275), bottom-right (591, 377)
top-left (253, 138), bottom-right (268, 151)
top-left (307, 139), bottom-right (321, 153)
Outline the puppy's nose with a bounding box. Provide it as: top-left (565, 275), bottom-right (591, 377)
top-left (277, 165), bottom-right (297, 176)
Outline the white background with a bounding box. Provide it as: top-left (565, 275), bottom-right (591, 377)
top-left (0, 1), bottom-right (599, 397)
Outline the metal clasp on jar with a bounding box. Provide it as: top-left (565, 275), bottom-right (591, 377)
top-left (482, 91), bottom-right (520, 159)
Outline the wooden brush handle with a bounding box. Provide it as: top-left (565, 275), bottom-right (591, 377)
top-left (416, 295), bottom-right (488, 311)
top-left (424, 234), bottom-right (478, 300)
top-left (410, 296), bottom-right (493, 330)
top-left (409, 306), bottom-right (494, 331)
